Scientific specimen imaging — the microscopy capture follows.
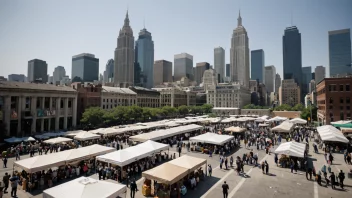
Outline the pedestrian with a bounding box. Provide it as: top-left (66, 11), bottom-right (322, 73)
top-left (338, 170), bottom-right (345, 189)
top-left (329, 172), bottom-right (336, 189)
top-left (2, 156), bottom-right (7, 168)
top-left (178, 146), bottom-right (182, 157)
top-left (274, 154), bottom-right (278, 166)
top-left (225, 157), bottom-right (228, 170)
top-left (130, 179), bottom-right (138, 198)
top-left (208, 164), bottom-right (212, 177)
top-left (15, 149), bottom-right (20, 161)
top-left (222, 181), bottom-right (229, 198)
top-left (261, 161), bottom-right (265, 174)
top-left (2, 172), bottom-right (9, 194)
top-left (290, 159), bottom-right (294, 173)
top-left (265, 161), bottom-right (269, 174)
top-left (10, 174), bottom-right (18, 198)
top-left (230, 156), bottom-right (234, 167)
top-left (306, 168), bottom-right (312, 180)
top-left (220, 157), bottom-right (223, 169)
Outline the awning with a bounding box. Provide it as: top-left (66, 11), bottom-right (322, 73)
top-left (224, 126), bottom-right (246, 133)
top-left (73, 132), bottom-right (100, 141)
top-left (290, 118), bottom-right (307, 124)
top-left (316, 125), bottom-right (349, 143)
top-left (43, 137), bottom-right (72, 144)
top-left (142, 163), bottom-right (189, 185)
top-left (189, 132), bottom-right (234, 145)
top-left (274, 141), bottom-right (306, 158)
top-left (168, 155), bottom-right (206, 172)
top-left (271, 120), bottom-right (294, 132)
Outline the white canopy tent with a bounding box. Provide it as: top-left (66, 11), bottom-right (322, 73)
top-left (274, 141), bottom-right (306, 158)
top-left (43, 137), bottom-right (73, 144)
top-left (34, 135), bottom-right (50, 139)
top-left (96, 140), bottom-right (169, 167)
top-left (73, 132), bottom-right (100, 141)
top-left (290, 118), bottom-right (307, 124)
top-left (224, 126), bottom-right (246, 133)
top-left (271, 121), bottom-right (294, 133)
top-left (189, 132), bottom-right (234, 145)
top-left (99, 127), bottom-right (130, 136)
top-left (330, 120), bottom-right (352, 125)
top-left (316, 125), bottom-right (349, 143)
top-left (268, 116), bottom-right (288, 122)
top-left (43, 177), bottom-right (126, 198)
top-left (258, 123), bottom-right (269, 127)
top-left (4, 137), bottom-right (35, 143)
top-left (129, 124), bottom-right (203, 142)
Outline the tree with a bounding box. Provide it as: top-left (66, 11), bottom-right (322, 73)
top-left (274, 104), bottom-right (292, 111)
top-left (201, 104), bottom-right (213, 114)
top-left (178, 105), bottom-right (189, 116)
top-left (125, 106), bottom-right (142, 121)
top-left (300, 105), bottom-right (317, 121)
top-left (142, 107), bottom-right (152, 121)
top-left (292, 103), bottom-right (305, 111)
top-left (81, 107), bottom-right (106, 128)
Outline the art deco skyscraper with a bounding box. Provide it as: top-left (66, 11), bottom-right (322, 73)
top-left (214, 47), bottom-right (225, 83)
top-left (230, 11), bottom-right (250, 88)
top-left (114, 11), bottom-right (135, 87)
top-left (135, 28), bottom-right (154, 88)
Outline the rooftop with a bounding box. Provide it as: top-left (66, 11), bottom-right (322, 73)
top-left (102, 86), bottom-right (136, 95)
top-left (0, 81), bottom-right (76, 92)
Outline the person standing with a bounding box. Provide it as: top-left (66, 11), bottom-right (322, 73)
top-left (265, 161), bottom-right (269, 175)
top-left (230, 156), bottom-right (234, 167)
top-left (15, 149), bottom-right (20, 161)
top-left (222, 181), bottom-right (229, 198)
top-left (338, 170), bottom-right (345, 189)
top-left (261, 162), bottom-right (265, 174)
top-left (178, 146), bottom-right (182, 157)
top-left (329, 172), bottom-right (336, 189)
top-left (2, 173), bottom-right (9, 194)
top-left (130, 179), bottom-right (138, 198)
top-left (225, 157), bottom-right (228, 170)
top-left (208, 164), bottom-right (212, 177)
top-left (10, 174), bottom-right (18, 198)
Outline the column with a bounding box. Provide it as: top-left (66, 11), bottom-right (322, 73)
top-left (55, 97), bottom-right (60, 131)
top-left (63, 97), bottom-right (68, 129)
top-left (16, 96), bottom-right (23, 136)
top-left (30, 97), bottom-right (37, 134)
top-left (40, 97), bottom-right (45, 132)
top-left (3, 96), bottom-right (11, 136)
top-left (48, 97), bottom-right (52, 130)
top-left (72, 97), bottom-right (77, 128)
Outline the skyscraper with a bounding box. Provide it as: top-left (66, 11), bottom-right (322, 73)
top-left (114, 11), bottom-right (135, 87)
top-left (174, 53), bottom-right (193, 81)
top-left (230, 11), bottom-right (250, 88)
top-left (302, 66), bottom-right (312, 97)
top-left (226, 64), bottom-right (230, 77)
top-left (27, 59), bottom-right (48, 83)
top-left (195, 62), bottom-right (210, 85)
top-left (71, 53), bottom-right (99, 82)
top-left (251, 49), bottom-right (265, 83)
top-left (275, 73), bottom-right (281, 93)
top-left (264, 65), bottom-right (276, 93)
top-left (214, 47), bottom-right (225, 83)
top-left (53, 66), bottom-right (66, 85)
top-left (154, 60), bottom-right (173, 85)
top-left (283, 26), bottom-right (302, 86)
top-left (8, 74), bottom-right (25, 82)
top-left (104, 59), bottom-right (114, 83)
top-left (328, 29), bottom-right (351, 77)
top-left (315, 66), bottom-right (326, 83)
top-left (135, 28), bottom-right (154, 88)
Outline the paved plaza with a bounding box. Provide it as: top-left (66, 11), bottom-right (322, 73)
top-left (1, 140), bottom-right (351, 198)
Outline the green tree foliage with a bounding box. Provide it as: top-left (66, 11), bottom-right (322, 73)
top-left (274, 104), bottom-right (292, 111)
top-left (300, 105), bottom-right (317, 121)
top-left (178, 105), bottom-right (189, 116)
top-left (81, 107), bottom-right (106, 127)
top-left (201, 104), bottom-right (213, 114)
top-left (243, 104), bottom-right (268, 109)
top-left (292, 103), bottom-right (305, 111)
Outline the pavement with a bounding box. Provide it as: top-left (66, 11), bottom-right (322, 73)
top-left (1, 140), bottom-right (351, 198)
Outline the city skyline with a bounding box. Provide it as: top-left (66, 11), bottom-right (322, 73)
top-left (0, 0), bottom-right (351, 79)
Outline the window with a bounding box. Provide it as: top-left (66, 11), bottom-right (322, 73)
top-left (329, 97), bottom-right (333, 104)
top-left (346, 84), bottom-right (350, 91)
top-left (340, 106), bottom-right (344, 110)
top-left (60, 99), bottom-right (64, 108)
top-left (103, 105), bottom-right (105, 109)
top-left (347, 106), bottom-right (350, 110)
top-left (347, 97), bottom-right (351, 104)
top-left (103, 99), bottom-right (105, 102)
top-left (68, 100), bottom-right (72, 108)
top-left (329, 106), bottom-right (333, 109)
top-left (329, 85), bottom-right (332, 91)
top-left (340, 98), bottom-right (344, 103)
top-left (340, 112), bottom-right (344, 120)
top-left (347, 113), bottom-right (351, 119)
top-left (339, 85), bottom-right (344, 91)
top-left (25, 97), bottom-right (30, 109)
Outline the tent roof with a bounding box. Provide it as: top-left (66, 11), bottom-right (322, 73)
top-left (271, 121), bottom-right (294, 132)
top-left (96, 140), bottom-right (169, 167)
top-left (332, 123), bottom-right (352, 128)
top-left (43, 137), bottom-right (72, 144)
top-left (290, 118), bottom-right (307, 124)
top-left (330, 120), bottom-right (352, 125)
top-left (274, 141), bottom-right (306, 158)
top-left (73, 132), bottom-right (100, 141)
top-left (189, 132), bottom-right (234, 145)
top-left (224, 126), bottom-right (246, 133)
top-left (43, 177), bottom-right (126, 198)
top-left (168, 155), bottom-right (206, 172)
top-left (142, 163), bottom-right (189, 185)
top-left (268, 116), bottom-right (288, 122)
top-left (316, 125), bottom-right (349, 143)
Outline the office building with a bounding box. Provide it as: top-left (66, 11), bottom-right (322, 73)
top-left (214, 47), bottom-right (225, 83)
top-left (71, 53), bottom-right (99, 83)
top-left (202, 69), bottom-right (217, 92)
top-left (264, 65), bottom-right (276, 93)
top-left (114, 11), bottom-right (135, 87)
top-left (135, 28), bottom-right (154, 88)
top-left (0, 81), bottom-right (77, 136)
top-left (195, 62), bottom-right (210, 85)
top-left (153, 60), bottom-right (173, 85)
top-left (279, 79), bottom-right (301, 106)
top-left (129, 86), bottom-right (160, 108)
top-left (174, 53), bottom-right (193, 81)
top-left (309, 80), bottom-right (316, 93)
top-left (317, 77), bottom-right (352, 125)
top-left (302, 66), bottom-right (312, 97)
top-left (153, 87), bottom-right (196, 107)
top-left (315, 66), bottom-right (326, 83)
top-left (206, 83), bottom-right (251, 108)
top-left (8, 74), bottom-right (25, 82)
top-left (104, 59), bottom-right (114, 83)
top-left (329, 29), bottom-right (351, 77)
top-left (226, 64), bottom-right (230, 77)
top-left (27, 59), bottom-right (48, 83)
top-left (283, 26), bottom-right (302, 88)
top-left (230, 11), bottom-right (250, 88)
top-left (53, 66), bottom-right (66, 85)
top-left (275, 73), bottom-right (281, 93)
top-left (101, 86), bottom-right (137, 110)
top-left (251, 49), bottom-right (265, 83)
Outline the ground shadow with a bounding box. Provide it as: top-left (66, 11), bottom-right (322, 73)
top-left (183, 176), bottom-right (221, 198)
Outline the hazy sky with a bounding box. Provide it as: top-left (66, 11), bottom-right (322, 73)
top-left (0, 0), bottom-right (351, 79)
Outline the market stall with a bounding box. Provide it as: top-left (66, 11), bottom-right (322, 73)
top-left (43, 177), bottom-right (126, 198)
top-left (189, 133), bottom-right (234, 145)
top-left (290, 118), bottom-right (307, 125)
top-left (43, 137), bottom-right (73, 145)
top-left (274, 141), bottom-right (306, 158)
top-left (271, 120), bottom-right (294, 133)
top-left (4, 137), bottom-right (35, 143)
top-left (73, 132), bottom-right (101, 141)
top-left (316, 125), bottom-right (349, 143)
top-left (224, 126), bottom-right (246, 133)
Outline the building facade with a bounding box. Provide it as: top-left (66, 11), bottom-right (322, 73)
top-left (202, 69), bottom-right (217, 91)
top-left (153, 60), bottom-right (173, 86)
top-left (195, 62), bottom-right (210, 85)
top-left (315, 66), bottom-right (326, 83)
top-left (8, 74), bottom-right (26, 82)
top-left (283, 26), bottom-right (302, 91)
top-left (275, 73), bottom-right (281, 93)
top-left (316, 77), bottom-right (352, 125)
top-left (114, 11), bottom-right (135, 88)
top-left (302, 66), bottom-right (312, 97)
top-left (309, 79), bottom-right (316, 93)
top-left (53, 66), bottom-right (66, 85)
top-left (174, 53), bottom-right (194, 81)
top-left (135, 28), bottom-right (154, 88)
top-left (101, 86), bottom-right (137, 110)
top-left (230, 11), bottom-right (250, 88)
top-left (0, 81), bottom-right (77, 136)
top-left (152, 87), bottom-right (196, 108)
top-left (104, 59), bottom-right (114, 83)
top-left (28, 59), bottom-right (48, 83)
top-left (71, 53), bottom-right (99, 83)
top-left (226, 64), bottom-right (230, 77)
top-left (264, 65), bottom-right (276, 93)
top-left (129, 86), bottom-right (160, 108)
top-left (329, 29), bottom-right (351, 77)
top-left (251, 49), bottom-right (265, 83)
top-left (279, 79), bottom-right (301, 106)
top-left (214, 47), bottom-right (225, 83)
top-left (206, 83), bottom-right (251, 108)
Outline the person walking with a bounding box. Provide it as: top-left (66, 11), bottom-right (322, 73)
top-left (130, 179), bottom-right (138, 198)
top-left (329, 172), bottom-right (336, 189)
top-left (2, 173), bottom-right (9, 194)
top-left (2, 156), bottom-right (7, 168)
top-left (15, 149), bottom-right (20, 161)
top-left (208, 164), bottom-right (212, 177)
top-left (230, 156), bottom-right (234, 167)
top-left (10, 174), bottom-right (18, 198)
top-left (178, 146), bottom-right (182, 157)
top-left (220, 157), bottom-right (223, 169)
top-left (338, 170), bottom-right (345, 189)
top-left (265, 161), bottom-right (269, 175)
top-left (222, 181), bottom-right (229, 198)
top-left (274, 154), bottom-right (278, 166)
top-left (261, 162), bottom-right (265, 174)
top-left (225, 157), bottom-right (228, 170)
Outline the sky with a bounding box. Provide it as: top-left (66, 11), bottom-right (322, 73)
top-left (0, 0), bottom-right (351, 79)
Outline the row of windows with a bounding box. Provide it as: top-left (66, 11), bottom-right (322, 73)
top-left (103, 98), bottom-right (135, 103)
top-left (329, 97), bottom-right (351, 104)
top-left (328, 84), bottom-right (350, 92)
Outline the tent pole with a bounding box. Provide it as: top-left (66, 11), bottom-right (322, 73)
top-left (205, 162), bottom-right (207, 176)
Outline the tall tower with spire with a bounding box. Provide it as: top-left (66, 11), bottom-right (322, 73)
top-left (114, 10), bottom-right (135, 87)
top-left (230, 10), bottom-right (250, 88)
